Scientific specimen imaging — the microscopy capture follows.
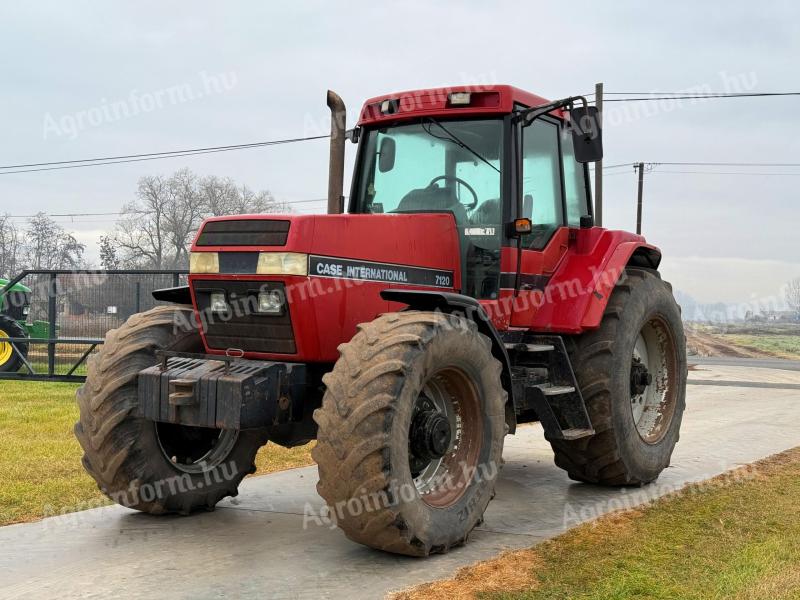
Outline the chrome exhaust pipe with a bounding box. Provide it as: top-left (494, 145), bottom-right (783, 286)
top-left (326, 90), bottom-right (346, 214)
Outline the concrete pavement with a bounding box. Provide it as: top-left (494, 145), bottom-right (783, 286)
top-left (1, 363), bottom-right (799, 600)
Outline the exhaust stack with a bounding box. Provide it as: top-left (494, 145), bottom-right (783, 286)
top-left (326, 90), bottom-right (346, 214)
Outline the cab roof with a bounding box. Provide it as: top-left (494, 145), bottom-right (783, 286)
top-left (357, 84), bottom-right (557, 126)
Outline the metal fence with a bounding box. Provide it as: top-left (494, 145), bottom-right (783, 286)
top-left (0, 269), bottom-right (187, 382)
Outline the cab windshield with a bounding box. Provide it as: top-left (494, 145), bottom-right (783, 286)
top-left (352, 118), bottom-right (503, 299)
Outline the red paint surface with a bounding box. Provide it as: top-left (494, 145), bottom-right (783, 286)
top-left (190, 214), bottom-right (461, 362)
top-left (357, 84), bottom-right (563, 126)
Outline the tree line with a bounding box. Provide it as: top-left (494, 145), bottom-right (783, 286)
top-left (0, 168), bottom-right (286, 278)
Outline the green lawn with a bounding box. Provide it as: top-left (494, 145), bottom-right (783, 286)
top-left (399, 448), bottom-right (800, 600)
top-left (0, 380), bottom-right (314, 526)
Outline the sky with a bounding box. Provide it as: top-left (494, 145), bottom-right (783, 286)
top-left (1, 1), bottom-right (799, 307)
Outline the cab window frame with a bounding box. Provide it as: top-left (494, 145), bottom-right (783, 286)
top-left (516, 113), bottom-right (567, 250)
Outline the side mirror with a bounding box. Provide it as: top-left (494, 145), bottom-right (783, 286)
top-left (378, 137), bottom-right (396, 172)
top-left (569, 105), bottom-right (603, 163)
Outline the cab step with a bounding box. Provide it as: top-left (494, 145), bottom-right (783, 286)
top-left (504, 343), bottom-right (555, 353)
top-left (560, 428), bottom-right (595, 440)
top-left (507, 335), bottom-right (595, 441)
top-left (540, 385), bottom-right (576, 396)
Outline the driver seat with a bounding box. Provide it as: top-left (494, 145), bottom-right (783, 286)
top-left (394, 185), bottom-right (470, 229)
top-left (395, 184), bottom-right (473, 295)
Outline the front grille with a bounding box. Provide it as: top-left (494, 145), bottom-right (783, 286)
top-left (196, 219), bottom-right (290, 247)
top-left (193, 280), bottom-right (296, 354)
top-left (2, 291), bottom-right (29, 322)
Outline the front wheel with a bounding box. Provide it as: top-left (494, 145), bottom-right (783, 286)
top-left (75, 305), bottom-right (268, 514)
top-left (549, 269), bottom-right (687, 485)
top-left (0, 315), bottom-right (27, 373)
top-left (313, 311), bottom-right (506, 556)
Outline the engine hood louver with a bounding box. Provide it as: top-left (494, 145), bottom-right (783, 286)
top-left (196, 219), bottom-right (290, 247)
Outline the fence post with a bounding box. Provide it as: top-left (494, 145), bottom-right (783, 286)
top-left (173, 272), bottom-right (180, 287)
top-left (135, 281), bottom-right (141, 313)
top-left (48, 273), bottom-right (57, 377)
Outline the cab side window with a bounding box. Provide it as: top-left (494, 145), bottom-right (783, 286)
top-left (561, 125), bottom-right (590, 227)
top-left (521, 120), bottom-right (563, 249)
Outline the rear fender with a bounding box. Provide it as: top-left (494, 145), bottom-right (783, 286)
top-left (579, 241), bottom-right (661, 330)
top-left (380, 289), bottom-right (517, 434)
top-left (525, 231), bottom-right (661, 334)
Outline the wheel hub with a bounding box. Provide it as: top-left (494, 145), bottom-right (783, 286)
top-left (630, 358), bottom-right (652, 397)
top-left (411, 410), bottom-right (452, 461)
top-left (409, 396), bottom-right (452, 476)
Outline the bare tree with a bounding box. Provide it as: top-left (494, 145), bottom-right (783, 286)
top-left (114, 168), bottom-right (285, 268)
top-left (786, 277), bottom-right (800, 317)
top-left (22, 213), bottom-right (86, 270)
top-left (0, 214), bottom-right (22, 278)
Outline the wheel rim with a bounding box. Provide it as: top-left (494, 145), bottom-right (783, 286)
top-left (155, 422), bottom-right (239, 475)
top-left (0, 331), bottom-right (13, 366)
top-left (630, 316), bottom-right (679, 444)
top-left (408, 367), bottom-right (482, 508)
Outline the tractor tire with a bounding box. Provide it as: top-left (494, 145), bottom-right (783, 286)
top-left (0, 315), bottom-right (27, 373)
top-left (75, 305), bottom-right (268, 515)
top-left (313, 311), bottom-right (506, 557)
top-left (549, 268), bottom-right (687, 485)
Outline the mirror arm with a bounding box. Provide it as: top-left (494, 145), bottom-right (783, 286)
top-left (512, 95), bottom-right (587, 128)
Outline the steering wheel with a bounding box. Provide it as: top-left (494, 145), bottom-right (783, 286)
top-left (428, 175), bottom-right (479, 210)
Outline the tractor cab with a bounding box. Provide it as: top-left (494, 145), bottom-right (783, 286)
top-left (347, 85), bottom-right (601, 303)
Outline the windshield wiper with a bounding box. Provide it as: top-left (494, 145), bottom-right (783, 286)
top-left (422, 118), bottom-right (501, 174)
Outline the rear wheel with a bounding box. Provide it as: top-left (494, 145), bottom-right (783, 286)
top-left (75, 305), bottom-right (268, 514)
top-left (0, 315), bottom-right (27, 373)
top-left (549, 269), bottom-right (687, 485)
top-left (313, 311), bottom-right (506, 556)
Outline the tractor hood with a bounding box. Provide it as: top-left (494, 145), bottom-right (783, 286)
top-left (0, 279), bottom-right (31, 294)
top-left (188, 213), bottom-right (462, 363)
top-left (190, 213), bottom-right (462, 289)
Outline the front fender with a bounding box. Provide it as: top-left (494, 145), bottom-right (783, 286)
top-left (380, 289), bottom-right (517, 433)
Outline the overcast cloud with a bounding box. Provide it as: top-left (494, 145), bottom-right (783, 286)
top-left (1, 1), bottom-right (798, 305)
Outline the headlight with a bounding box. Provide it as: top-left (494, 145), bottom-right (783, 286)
top-left (256, 252), bottom-right (308, 276)
top-left (209, 292), bottom-right (227, 312)
top-left (190, 252), bottom-right (220, 274)
top-left (257, 290), bottom-right (284, 314)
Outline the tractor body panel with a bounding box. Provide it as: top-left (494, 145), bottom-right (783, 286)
top-left (0, 278), bottom-right (32, 323)
top-left (357, 85), bottom-right (562, 126)
top-left (189, 213), bottom-right (461, 363)
top-left (508, 227), bottom-right (660, 333)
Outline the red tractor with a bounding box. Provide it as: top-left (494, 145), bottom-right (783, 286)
top-left (76, 85), bottom-right (686, 556)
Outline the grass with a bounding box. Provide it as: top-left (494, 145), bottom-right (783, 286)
top-left (396, 448), bottom-right (800, 600)
top-left (723, 334), bottom-right (800, 360)
top-left (0, 381), bottom-right (314, 526)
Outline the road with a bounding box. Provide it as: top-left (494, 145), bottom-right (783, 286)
top-left (689, 355), bottom-right (800, 371)
top-left (1, 362), bottom-right (799, 600)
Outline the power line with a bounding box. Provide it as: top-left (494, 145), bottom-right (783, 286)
top-left (0, 134), bottom-right (330, 175)
top-left (647, 161), bottom-right (800, 167)
top-left (3, 198), bottom-right (330, 219)
top-left (600, 91), bottom-right (799, 96)
top-left (648, 170), bottom-right (800, 176)
top-left (604, 92), bottom-right (800, 102)
top-left (598, 161), bottom-right (800, 169)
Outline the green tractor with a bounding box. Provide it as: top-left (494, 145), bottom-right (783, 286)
top-left (0, 278), bottom-right (48, 373)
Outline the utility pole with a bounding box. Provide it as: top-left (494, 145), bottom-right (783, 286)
top-left (635, 162), bottom-right (645, 235)
top-left (594, 82), bottom-right (603, 227)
